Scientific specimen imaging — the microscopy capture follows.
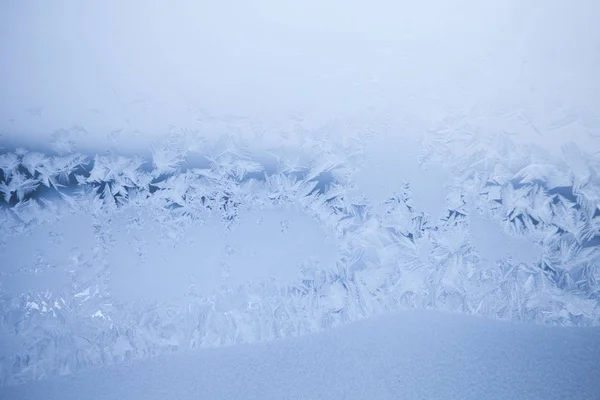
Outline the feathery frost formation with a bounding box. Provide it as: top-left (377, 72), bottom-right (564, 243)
top-left (0, 128), bottom-right (599, 385)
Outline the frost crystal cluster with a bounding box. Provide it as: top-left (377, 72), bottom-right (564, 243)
top-left (0, 129), bottom-right (599, 386)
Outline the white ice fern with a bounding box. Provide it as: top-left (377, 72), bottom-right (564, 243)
top-left (0, 129), bottom-right (599, 386)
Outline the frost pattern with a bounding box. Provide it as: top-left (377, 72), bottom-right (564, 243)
top-left (0, 130), bottom-right (599, 386)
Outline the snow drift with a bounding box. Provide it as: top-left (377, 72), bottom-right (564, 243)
top-left (2, 309), bottom-right (599, 400)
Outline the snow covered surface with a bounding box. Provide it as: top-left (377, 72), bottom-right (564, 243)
top-left (2, 310), bottom-right (599, 400)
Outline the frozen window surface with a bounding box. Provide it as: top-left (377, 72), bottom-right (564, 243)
top-left (0, 136), bottom-right (598, 386)
top-left (108, 205), bottom-right (337, 302)
top-left (1, 0), bottom-right (599, 392)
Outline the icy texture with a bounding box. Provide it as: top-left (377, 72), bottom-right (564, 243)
top-left (0, 131), bottom-right (599, 386)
